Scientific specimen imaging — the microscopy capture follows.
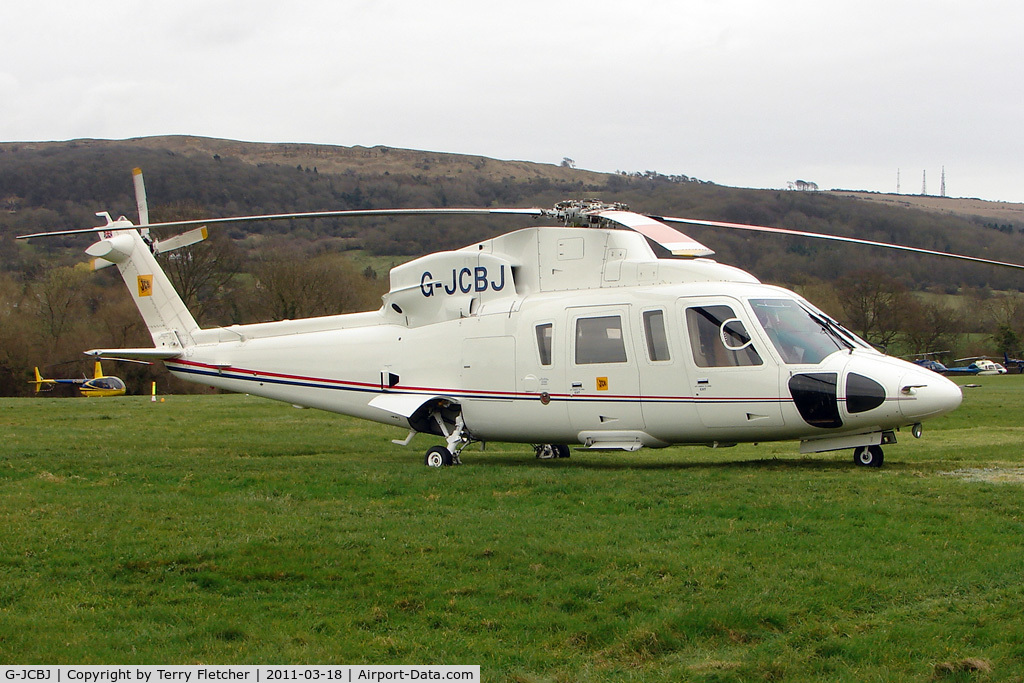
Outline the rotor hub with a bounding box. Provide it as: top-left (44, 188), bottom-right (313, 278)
top-left (548, 199), bottom-right (630, 227)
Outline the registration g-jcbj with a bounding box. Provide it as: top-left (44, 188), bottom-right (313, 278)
top-left (5, 671), bottom-right (52, 681)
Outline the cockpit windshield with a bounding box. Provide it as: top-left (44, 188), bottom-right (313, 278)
top-left (749, 298), bottom-right (865, 364)
top-left (88, 377), bottom-right (126, 391)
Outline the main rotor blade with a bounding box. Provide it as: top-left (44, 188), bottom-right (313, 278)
top-left (595, 210), bottom-right (714, 257)
top-left (653, 215), bottom-right (1024, 271)
top-left (16, 207), bottom-right (546, 240)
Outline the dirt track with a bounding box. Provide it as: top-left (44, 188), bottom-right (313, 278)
top-left (829, 190), bottom-right (1024, 223)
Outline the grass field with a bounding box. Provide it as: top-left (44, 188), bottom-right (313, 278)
top-left (3, 377), bottom-right (1024, 680)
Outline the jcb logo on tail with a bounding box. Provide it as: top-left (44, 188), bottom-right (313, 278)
top-left (137, 275), bottom-right (154, 297)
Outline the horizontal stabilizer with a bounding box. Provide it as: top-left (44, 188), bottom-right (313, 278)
top-left (85, 348), bottom-right (183, 361)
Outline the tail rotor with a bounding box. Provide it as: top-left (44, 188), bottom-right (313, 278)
top-left (127, 168), bottom-right (209, 257)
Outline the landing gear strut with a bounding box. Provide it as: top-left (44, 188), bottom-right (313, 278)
top-left (423, 412), bottom-right (473, 467)
top-left (853, 445), bottom-right (884, 467)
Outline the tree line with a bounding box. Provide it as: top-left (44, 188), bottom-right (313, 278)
top-left (2, 138), bottom-right (1023, 396)
top-left (0, 234), bottom-right (383, 396)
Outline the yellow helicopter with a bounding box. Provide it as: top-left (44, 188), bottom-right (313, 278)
top-left (30, 360), bottom-right (127, 397)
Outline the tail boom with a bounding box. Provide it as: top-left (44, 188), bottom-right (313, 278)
top-left (86, 227), bottom-right (199, 353)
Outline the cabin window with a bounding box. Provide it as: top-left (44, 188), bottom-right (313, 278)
top-left (686, 305), bottom-right (762, 368)
top-left (575, 316), bottom-right (627, 364)
top-left (643, 310), bottom-right (671, 362)
top-left (535, 323), bottom-right (553, 366)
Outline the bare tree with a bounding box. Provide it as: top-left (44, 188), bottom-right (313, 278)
top-left (30, 263), bottom-right (90, 347)
top-left (246, 251), bottom-right (378, 322)
top-left (984, 295), bottom-right (1024, 355)
top-left (837, 270), bottom-right (909, 348)
top-left (0, 274), bottom-right (35, 395)
top-left (900, 298), bottom-right (964, 355)
top-left (791, 180), bottom-right (819, 191)
top-left (153, 202), bottom-right (241, 325)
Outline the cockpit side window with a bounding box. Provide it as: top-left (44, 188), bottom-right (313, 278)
top-left (685, 305), bottom-right (762, 368)
top-left (750, 299), bottom-right (846, 364)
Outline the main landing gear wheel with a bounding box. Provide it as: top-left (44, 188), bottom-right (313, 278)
top-left (534, 444), bottom-right (571, 459)
top-left (421, 408), bottom-right (470, 467)
top-left (853, 445), bottom-right (884, 468)
top-left (425, 446), bottom-right (454, 468)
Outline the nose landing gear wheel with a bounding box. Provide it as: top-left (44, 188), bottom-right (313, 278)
top-left (853, 445), bottom-right (884, 467)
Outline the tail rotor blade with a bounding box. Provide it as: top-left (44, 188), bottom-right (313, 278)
top-left (153, 226), bottom-right (209, 255)
top-left (132, 167), bottom-right (150, 234)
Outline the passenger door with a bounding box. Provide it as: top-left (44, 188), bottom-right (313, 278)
top-left (679, 298), bottom-right (785, 431)
top-left (566, 307), bottom-right (645, 433)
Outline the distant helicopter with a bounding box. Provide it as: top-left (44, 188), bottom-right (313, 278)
top-left (943, 357), bottom-right (1008, 375)
top-left (18, 170), bottom-right (1024, 467)
top-left (31, 360), bottom-right (127, 397)
top-left (910, 351), bottom-right (950, 374)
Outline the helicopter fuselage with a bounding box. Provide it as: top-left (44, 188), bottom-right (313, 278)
top-left (158, 225), bottom-right (961, 455)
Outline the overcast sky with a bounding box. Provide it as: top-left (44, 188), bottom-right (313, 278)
top-left (3, 1), bottom-right (1022, 202)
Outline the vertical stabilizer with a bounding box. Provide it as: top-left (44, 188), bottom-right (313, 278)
top-left (86, 225), bottom-right (199, 352)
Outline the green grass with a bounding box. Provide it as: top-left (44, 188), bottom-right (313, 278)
top-left (3, 377), bottom-right (1024, 680)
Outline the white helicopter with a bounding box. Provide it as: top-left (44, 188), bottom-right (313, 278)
top-left (19, 169), bottom-right (1024, 467)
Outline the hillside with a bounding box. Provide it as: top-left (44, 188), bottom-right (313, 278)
top-left (4, 135), bottom-right (610, 184)
top-left (3, 136), bottom-right (1024, 290)
top-left (830, 190), bottom-right (1024, 224)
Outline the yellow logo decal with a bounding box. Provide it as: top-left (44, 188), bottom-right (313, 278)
top-left (137, 275), bottom-right (154, 297)
top-left (596, 377), bottom-right (609, 391)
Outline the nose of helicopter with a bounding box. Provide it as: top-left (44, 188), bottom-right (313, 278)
top-left (898, 368), bottom-right (962, 421)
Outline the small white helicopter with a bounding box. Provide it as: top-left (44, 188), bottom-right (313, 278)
top-left (19, 169), bottom-right (1024, 467)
